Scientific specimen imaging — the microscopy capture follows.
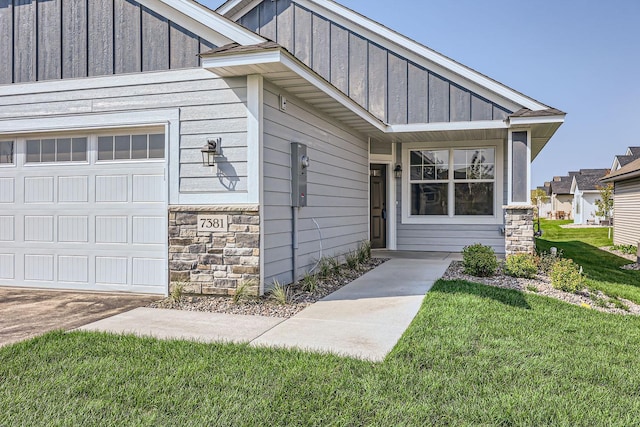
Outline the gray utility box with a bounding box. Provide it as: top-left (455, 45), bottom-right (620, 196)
top-left (291, 142), bottom-right (309, 207)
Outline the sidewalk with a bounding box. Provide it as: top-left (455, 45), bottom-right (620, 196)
top-left (79, 253), bottom-right (456, 361)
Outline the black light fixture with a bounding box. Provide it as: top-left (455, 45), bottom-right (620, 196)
top-left (394, 164), bottom-right (402, 178)
top-left (201, 137), bottom-right (221, 167)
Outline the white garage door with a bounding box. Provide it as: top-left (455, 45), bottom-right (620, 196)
top-left (0, 130), bottom-right (167, 294)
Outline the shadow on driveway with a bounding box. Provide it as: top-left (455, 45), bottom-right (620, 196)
top-left (0, 287), bottom-right (160, 347)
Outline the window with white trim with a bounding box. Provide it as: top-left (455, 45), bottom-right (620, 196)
top-left (26, 137), bottom-right (87, 163)
top-left (97, 133), bottom-right (165, 161)
top-left (0, 141), bottom-right (14, 165)
top-left (409, 147), bottom-right (495, 217)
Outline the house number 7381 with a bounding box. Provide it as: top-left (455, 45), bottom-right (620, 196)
top-left (197, 215), bottom-right (228, 232)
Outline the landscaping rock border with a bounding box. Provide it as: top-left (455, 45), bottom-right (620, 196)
top-left (442, 261), bottom-right (640, 316)
top-left (149, 257), bottom-right (388, 318)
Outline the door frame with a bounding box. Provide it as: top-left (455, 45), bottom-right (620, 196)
top-left (369, 143), bottom-right (397, 250)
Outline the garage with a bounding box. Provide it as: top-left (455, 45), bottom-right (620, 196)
top-left (0, 129), bottom-right (167, 295)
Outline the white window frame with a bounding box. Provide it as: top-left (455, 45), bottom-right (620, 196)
top-left (401, 140), bottom-right (504, 225)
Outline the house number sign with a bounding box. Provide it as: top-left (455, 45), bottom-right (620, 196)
top-left (197, 215), bottom-right (228, 233)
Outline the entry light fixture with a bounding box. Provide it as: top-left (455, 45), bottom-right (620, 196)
top-left (394, 164), bottom-right (402, 179)
top-left (201, 137), bottom-right (221, 167)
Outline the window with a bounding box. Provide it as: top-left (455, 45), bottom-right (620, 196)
top-left (25, 138), bottom-right (87, 163)
top-left (409, 147), bottom-right (495, 217)
top-left (98, 133), bottom-right (165, 161)
top-left (0, 141), bottom-right (14, 164)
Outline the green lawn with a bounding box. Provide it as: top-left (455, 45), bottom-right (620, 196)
top-left (2, 281), bottom-right (640, 426)
top-left (536, 219), bottom-right (640, 303)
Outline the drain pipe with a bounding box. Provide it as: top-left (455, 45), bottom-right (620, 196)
top-left (292, 207), bottom-right (299, 283)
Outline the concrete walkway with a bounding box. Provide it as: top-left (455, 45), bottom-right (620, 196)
top-left (79, 253), bottom-right (457, 361)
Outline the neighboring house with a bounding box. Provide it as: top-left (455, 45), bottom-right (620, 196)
top-left (570, 169), bottom-right (610, 225)
top-left (548, 174), bottom-right (576, 219)
top-left (0, 0), bottom-right (564, 296)
top-left (611, 147), bottom-right (640, 172)
top-left (601, 156), bottom-right (640, 247)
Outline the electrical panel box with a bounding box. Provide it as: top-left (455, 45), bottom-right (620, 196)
top-left (291, 142), bottom-right (309, 207)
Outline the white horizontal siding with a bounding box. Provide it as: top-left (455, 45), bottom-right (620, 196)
top-left (614, 178), bottom-right (640, 246)
top-left (0, 69), bottom-right (249, 202)
top-left (262, 82), bottom-right (369, 286)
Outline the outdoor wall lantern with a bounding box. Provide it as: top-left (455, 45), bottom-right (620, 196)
top-left (201, 137), bottom-right (221, 166)
top-left (394, 164), bottom-right (402, 179)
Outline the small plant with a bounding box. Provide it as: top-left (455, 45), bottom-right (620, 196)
top-left (317, 257), bottom-right (333, 279)
top-left (233, 279), bottom-right (256, 304)
top-left (550, 258), bottom-right (583, 293)
top-left (612, 297), bottom-right (630, 312)
top-left (526, 285), bottom-right (539, 293)
top-left (611, 245), bottom-right (638, 255)
top-left (170, 282), bottom-right (185, 303)
top-left (300, 273), bottom-right (319, 293)
top-left (538, 250), bottom-right (563, 274)
top-left (462, 243), bottom-right (498, 277)
top-left (591, 294), bottom-right (610, 308)
top-left (269, 280), bottom-right (290, 305)
top-left (357, 241), bottom-right (372, 264)
top-left (504, 253), bottom-right (539, 279)
top-left (329, 256), bottom-right (342, 275)
top-left (345, 250), bottom-right (360, 270)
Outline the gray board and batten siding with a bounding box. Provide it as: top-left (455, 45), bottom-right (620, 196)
top-left (236, 0), bottom-right (512, 125)
top-left (613, 177), bottom-right (640, 247)
top-left (0, 0), bottom-right (216, 85)
top-left (262, 81), bottom-right (369, 287)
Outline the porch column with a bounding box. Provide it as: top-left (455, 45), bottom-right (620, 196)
top-left (505, 130), bottom-right (535, 255)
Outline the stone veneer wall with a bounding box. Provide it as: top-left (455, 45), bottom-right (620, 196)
top-left (169, 206), bottom-right (260, 296)
top-left (504, 205), bottom-right (535, 255)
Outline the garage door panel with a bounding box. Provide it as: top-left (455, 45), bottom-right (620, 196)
top-left (24, 216), bottom-right (54, 242)
top-left (25, 176), bottom-right (54, 203)
top-left (133, 216), bottom-right (165, 244)
top-left (58, 216), bottom-right (89, 243)
top-left (0, 254), bottom-right (15, 279)
top-left (96, 175), bottom-right (128, 202)
top-left (133, 174), bottom-right (164, 202)
top-left (133, 258), bottom-right (165, 286)
top-left (0, 216), bottom-right (14, 241)
top-left (58, 256), bottom-right (89, 283)
top-left (58, 176), bottom-right (89, 203)
top-left (24, 254), bottom-right (54, 281)
top-left (96, 257), bottom-right (128, 285)
top-left (96, 216), bottom-right (128, 243)
top-left (0, 178), bottom-right (14, 203)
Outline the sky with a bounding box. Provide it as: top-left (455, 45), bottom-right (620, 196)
top-left (205, 0), bottom-right (640, 187)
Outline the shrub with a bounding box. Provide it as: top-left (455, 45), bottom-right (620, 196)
top-left (269, 281), bottom-right (290, 305)
top-left (538, 250), bottom-right (563, 274)
top-left (462, 244), bottom-right (498, 277)
top-left (550, 259), bottom-right (583, 293)
top-left (504, 253), bottom-right (539, 279)
top-left (611, 245), bottom-right (638, 255)
top-left (300, 273), bottom-right (318, 293)
top-left (170, 282), bottom-right (184, 303)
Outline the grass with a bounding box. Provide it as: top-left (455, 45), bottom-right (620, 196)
top-left (2, 280), bottom-right (640, 425)
top-left (536, 219), bottom-right (640, 303)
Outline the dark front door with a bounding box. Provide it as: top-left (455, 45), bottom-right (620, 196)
top-left (370, 164), bottom-right (387, 249)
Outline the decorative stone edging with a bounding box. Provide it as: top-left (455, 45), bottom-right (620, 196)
top-left (168, 205), bottom-right (260, 297)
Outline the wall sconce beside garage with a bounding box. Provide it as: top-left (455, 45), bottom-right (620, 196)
top-left (201, 137), bottom-right (221, 167)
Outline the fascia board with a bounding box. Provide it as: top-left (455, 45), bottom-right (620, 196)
top-left (601, 170), bottom-right (640, 183)
top-left (508, 115), bottom-right (566, 127)
top-left (147, 0), bottom-right (265, 45)
top-left (387, 120), bottom-right (507, 134)
top-left (298, 0), bottom-right (549, 112)
top-left (201, 49), bottom-right (284, 68)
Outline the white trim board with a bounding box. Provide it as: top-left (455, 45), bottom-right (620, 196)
top-left (140, 0), bottom-right (265, 46)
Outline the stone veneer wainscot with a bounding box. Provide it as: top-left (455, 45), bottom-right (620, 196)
top-left (504, 205), bottom-right (536, 255)
top-left (169, 205), bottom-right (260, 296)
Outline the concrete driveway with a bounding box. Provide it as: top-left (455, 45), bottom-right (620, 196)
top-left (0, 287), bottom-right (160, 347)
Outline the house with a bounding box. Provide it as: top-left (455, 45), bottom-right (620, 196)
top-left (611, 147), bottom-right (640, 172)
top-left (601, 155), bottom-right (640, 247)
top-left (570, 169), bottom-right (610, 225)
top-left (0, 0), bottom-right (564, 296)
top-left (548, 174), bottom-right (577, 219)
